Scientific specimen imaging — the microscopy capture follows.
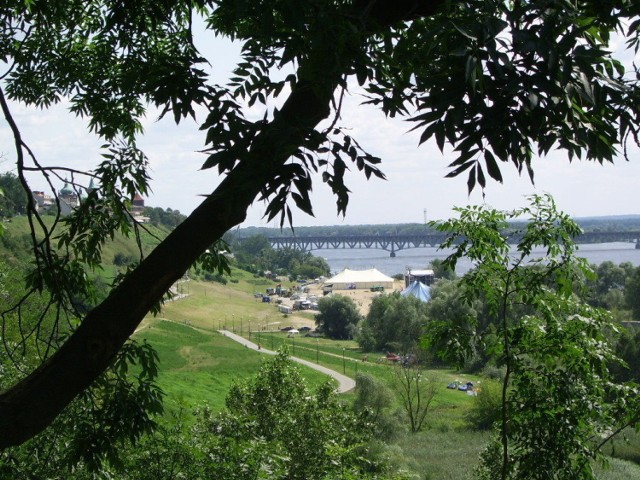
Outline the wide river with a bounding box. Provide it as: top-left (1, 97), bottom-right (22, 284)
top-left (314, 242), bottom-right (640, 277)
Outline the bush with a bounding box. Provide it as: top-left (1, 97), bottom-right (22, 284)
top-left (204, 272), bottom-right (227, 284)
top-left (466, 379), bottom-right (502, 431)
top-left (481, 364), bottom-right (505, 381)
top-left (114, 252), bottom-right (136, 266)
top-left (353, 373), bottom-right (401, 440)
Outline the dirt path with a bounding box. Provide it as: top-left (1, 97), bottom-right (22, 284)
top-left (219, 330), bottom-right (356, 393)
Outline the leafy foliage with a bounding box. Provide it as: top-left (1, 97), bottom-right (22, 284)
top-left (585, 261), bottom-right (635, 310)
top-left (428, 258), bottom-right (456, 281)
top-left (353, 373), bottom-right (400, 440)
top-left (0, 173), bottom-right (28, 218)
top-left (191, 349), bottom-right (394, 480)
top-left (624, 265), bottom-right (640, 320)
top-left (465, 378), bottom-right (502, 431)
top-left (612, 328), bottom-right (640, 383)
top-left (367, 0), bottom-right (640, 191)
top-left (315, 294), bottom-right (362, 340)
top-left (421, 278), bottom-right (481, 368)
top-left (428, 195), bottom-right (640, 480)
top-left (0, 339), bottom-right (164, 476)
top-left (358, 292), bottom-right (428, 353)
top-left (143, 207), bottom-right (187, 228)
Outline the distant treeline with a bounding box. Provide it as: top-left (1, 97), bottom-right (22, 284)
top-left (142, 206), bottom-right (186, 228)
top-left (237, 216), bottom-right (640, 238)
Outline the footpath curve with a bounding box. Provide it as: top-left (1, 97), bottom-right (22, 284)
top-left (219, 330), bottom-right (356, 393)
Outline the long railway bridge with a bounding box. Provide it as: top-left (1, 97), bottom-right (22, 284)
top-left (264, 231), bottom-right (640, 257)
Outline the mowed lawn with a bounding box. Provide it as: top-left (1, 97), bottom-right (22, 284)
top-left (134, 277), bottom-right (484, 417)
top-left (132, 278), bottom-right (640, 479)
top-left (134, 318), bottom-right (333, 411)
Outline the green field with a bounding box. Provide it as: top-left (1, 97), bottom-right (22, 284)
top-left (135, 319), bottom-right (332, 411)
top-left (131, 277), bottom-right (640, 479)
top-left (4, 215), bottom-right (640, 478)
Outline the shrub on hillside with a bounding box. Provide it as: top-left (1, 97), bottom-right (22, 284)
top-left (353, 373), bottom-right (401, 440)
top-left (466, 379), bottom-right (502, 431)
top-left (204, 272), bottom-right (227, 284)
top-left (114, 252), bottom-right (136, 266)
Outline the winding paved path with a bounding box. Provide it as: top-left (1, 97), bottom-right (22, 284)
top-left (219, 330), bottom-right (356, 393)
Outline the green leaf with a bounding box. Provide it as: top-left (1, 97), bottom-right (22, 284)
top-left (484, 149), bottom-right (503, 183)
top-left (466, 165), bottom-right (476, 193)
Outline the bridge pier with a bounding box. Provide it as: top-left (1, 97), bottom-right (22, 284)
top-left (390, 251), bottom-right (396, 258)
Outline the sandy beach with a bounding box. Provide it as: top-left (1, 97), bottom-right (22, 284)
top-left (275, 279), bottom-right (405, 330)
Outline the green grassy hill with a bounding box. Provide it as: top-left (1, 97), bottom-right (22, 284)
top-left (0, 215), bottom-right (171, 278)
top-left (3, 215), bottom-right (639, 479)
top-left (133, 278), bottom-right (491, 478)
top-left (134, 319), bottom-right (332, 411)
top-left (136, 277), bottom-right (640, 480)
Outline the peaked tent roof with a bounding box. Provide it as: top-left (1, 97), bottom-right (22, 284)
top-left (326, 268), bottom-right (394, 285)
top-left (401, 281), bottom-right (431, 302)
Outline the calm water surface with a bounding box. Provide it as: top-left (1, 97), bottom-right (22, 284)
top-left (314, 242), bottom-right (640, 277)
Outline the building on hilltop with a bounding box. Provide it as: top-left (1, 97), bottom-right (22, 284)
top-left (130, 193), bottom-right (149, 223)
top-left (58, 180), bottom-right (80, 215)
top-left (32, 181), bottom-right (80, 215)
top-left (32, 190), bottom-right (55, 210)
top-left (32, 179), bottom-right (149, 223)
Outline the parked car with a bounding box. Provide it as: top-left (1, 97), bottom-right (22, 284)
top-left (385, 352), bottom-right (401, 362)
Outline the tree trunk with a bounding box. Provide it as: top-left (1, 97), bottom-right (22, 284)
top-left (0, 0), bottom-right (446, 449)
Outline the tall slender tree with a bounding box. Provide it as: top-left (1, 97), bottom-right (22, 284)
top-left (430, 195), bottom-right (639, 480)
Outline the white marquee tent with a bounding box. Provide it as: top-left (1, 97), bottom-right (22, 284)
top-left (324, 268), bottom-right (395, 290)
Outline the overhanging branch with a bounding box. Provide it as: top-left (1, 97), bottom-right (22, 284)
top-left (0, 0), bottom-right (447, 449)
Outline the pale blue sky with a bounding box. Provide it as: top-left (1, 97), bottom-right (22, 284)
top-left (1, 29), bottom-right (639, 228)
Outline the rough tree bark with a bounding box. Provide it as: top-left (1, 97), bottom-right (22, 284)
top-left (0, 0), bottom-right (446, 449)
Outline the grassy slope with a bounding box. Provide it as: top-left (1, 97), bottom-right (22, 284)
top-left (135, 278), bottom-right (342, 411)
top-left (4, 216), bottom-right (638, 478)
top-left (138, 277), bottom-right (640, 479)
top-left (135, 277), bottom-right (494, 478)
top-left (135, 319), bottom-right (332, 411)
top-left (0, 215), bottom-right (170, 274)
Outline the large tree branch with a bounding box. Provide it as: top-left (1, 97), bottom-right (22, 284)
top-left (0, 0), bottom-right (446, 449)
